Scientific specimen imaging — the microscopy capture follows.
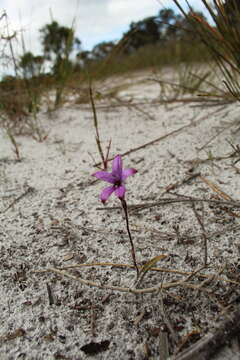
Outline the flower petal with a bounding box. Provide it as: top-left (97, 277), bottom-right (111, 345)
top-left (100, 186), bottom-right (115, 203)
top-left (115, 185), bottom-right (126, 199)
top-left (112, 155), bottom-right (122, 178)
top-left (92, 171), bottom-right (115, 184)
top-left (122, 168), bottom-right (137, 180)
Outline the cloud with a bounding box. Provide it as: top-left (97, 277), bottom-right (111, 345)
top-left (2, 0), bottom-right (163, 55)
top-left (107, 0), bottom-right (160, 23)
top-left (0, 0), bottom-right (206, 74)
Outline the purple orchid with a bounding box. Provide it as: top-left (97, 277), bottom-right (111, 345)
top-left (92, 155), bottom-right (137, 203)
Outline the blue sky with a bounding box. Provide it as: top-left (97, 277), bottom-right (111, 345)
top-left (1, 0), bottom-right (206, 56)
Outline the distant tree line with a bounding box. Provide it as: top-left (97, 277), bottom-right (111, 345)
top-left (76, 8), bottom-right (207, 65)
top-left (14, 8), bottom-right (206, 78)
top-left (5, 1), bottom-right (238, 81)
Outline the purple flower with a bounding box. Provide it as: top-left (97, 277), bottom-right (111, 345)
top-left (92, 155), bottom-right (137, 203)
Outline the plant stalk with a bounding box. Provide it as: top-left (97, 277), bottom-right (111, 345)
top-left (121, 198), bottom-right (139, 276)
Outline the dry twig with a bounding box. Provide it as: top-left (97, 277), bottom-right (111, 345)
top-left (94, 106), bottom-right (228, 167)
top-left (191, 202), bottom-right (208, 265)
top-left (96, 197), bottom-right (240, 213)
top-left (43, 262), bottom-right (240, 286)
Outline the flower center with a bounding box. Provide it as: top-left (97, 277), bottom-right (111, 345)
top-left (114, 180), bottom-right (121, 187)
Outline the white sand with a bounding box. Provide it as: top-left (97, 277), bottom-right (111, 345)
top-left (1, 70), bottom-right (240, 359)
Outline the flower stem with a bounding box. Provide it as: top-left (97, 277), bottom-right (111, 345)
top-left (120, 198), bottom-right (139, 276)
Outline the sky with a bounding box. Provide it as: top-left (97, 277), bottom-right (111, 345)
top-left (1, 0), bottom-right (206, 54)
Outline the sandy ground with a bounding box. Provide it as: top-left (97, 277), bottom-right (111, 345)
top-left (1, 70), bottom-right (240, 359)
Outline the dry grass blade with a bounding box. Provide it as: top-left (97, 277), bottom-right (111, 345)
top-left (136, 255), bottom-right (167, 286)
top-left (88, 82), bottom-right (106, 168)
top-left (159, 330), bottom-right (170, 360)
top-left (89, 81), bottom-right (112, 170)
top-left (200, 175), bottom-right (233, 201)
top-left (98, 197), bottom-right (240, 213)
top-left (159, 288), bottom-right (179, 345)
top-left (94, 104), bottom-right (228, 167)
top-left (6, 128), bottom-right (20, 161)
top-left (2, 186), bottom-right (35, 213)
top-left (191, 202), bottom-right (208, 265)
top-left (173, 0), bottom-right (240, 101)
